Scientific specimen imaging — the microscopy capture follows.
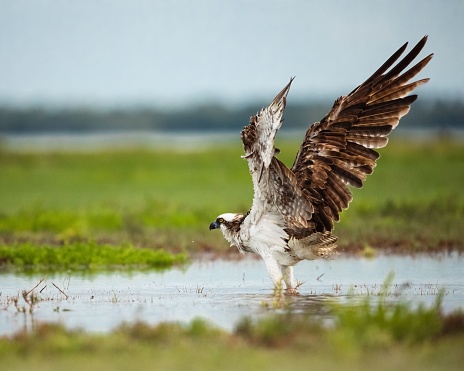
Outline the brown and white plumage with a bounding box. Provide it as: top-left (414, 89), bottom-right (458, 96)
top-left (210, 36), bottom-right (432, 293)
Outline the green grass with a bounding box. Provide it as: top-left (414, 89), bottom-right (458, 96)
top-left (1, 293), bottom-right (463, 371)
top-left (0, 146), bottom-right (249, 213)
top-left (1, 138), bottom-right (463, 259)
top-left (0, 242), bottom-right (187, 272)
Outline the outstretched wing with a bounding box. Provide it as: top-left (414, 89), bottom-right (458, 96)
top-left (241, 78), bottom-right (316, 233)
top-left (241, 78), bottom-right (294, 167)
top-left (291, 36), bottom-right (433, 233)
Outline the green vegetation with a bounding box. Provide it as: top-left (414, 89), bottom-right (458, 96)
top-left (1, 138), bottom-right (463, 267)
top-left (1, 294), bottom-right (463, 370)
top-left (0, 242), bottom-right (186, 272)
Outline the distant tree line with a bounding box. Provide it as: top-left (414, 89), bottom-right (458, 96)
top-left (0, 99), bottom-right (463, 133)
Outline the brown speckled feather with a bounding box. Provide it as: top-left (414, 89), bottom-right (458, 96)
top-left (290, 36), bottom-right (432, 233)
top-left (240, 36), bottom-right (431, 238)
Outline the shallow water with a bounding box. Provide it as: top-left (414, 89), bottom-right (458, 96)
top-left (1, 253), bottom-right (463, 336)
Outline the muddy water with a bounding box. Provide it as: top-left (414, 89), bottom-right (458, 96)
top-left (1, 253), bottom-right (463, 336)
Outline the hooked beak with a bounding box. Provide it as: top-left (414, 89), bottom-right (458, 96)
top-left (209, 221), bottom-right (219, 231)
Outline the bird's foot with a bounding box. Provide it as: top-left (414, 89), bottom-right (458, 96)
top-left (285, 287), bottom-right (300, 295)
top-left (285, 280), bottom-right (305, 295)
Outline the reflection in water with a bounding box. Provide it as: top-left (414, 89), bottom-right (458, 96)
top-left (1, 253), bottom-right (463, 336)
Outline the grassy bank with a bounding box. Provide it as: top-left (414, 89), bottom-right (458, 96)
top-left (0, 242), bottom-right (187, 272)
top-left (1, 138), bottom-right (463, 263)
top-left (1, 294), bottom-right (463, 370)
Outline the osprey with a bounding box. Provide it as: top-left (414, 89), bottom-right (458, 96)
top-left (210, 36), bottom-right (432, 293)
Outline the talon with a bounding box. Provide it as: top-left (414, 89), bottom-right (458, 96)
top-left (285, 288), bottom-right (300, 295)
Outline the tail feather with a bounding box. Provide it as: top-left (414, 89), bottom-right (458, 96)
top-left (292, 232), bottom-right (339, 260)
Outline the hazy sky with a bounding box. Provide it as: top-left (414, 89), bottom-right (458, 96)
top-left (1, 0), bottom-right (463, 109)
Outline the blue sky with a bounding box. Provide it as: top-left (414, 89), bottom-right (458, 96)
top-left (1, 0), bottom-right (463, 109)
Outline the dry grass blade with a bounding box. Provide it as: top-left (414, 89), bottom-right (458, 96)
top-left (52, 282), bottom-right (69, 299)
top-left (26, 276), bottom-right (47, 296)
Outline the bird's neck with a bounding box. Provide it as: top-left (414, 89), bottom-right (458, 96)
top-left (221, 226), bottom-right (240, 246)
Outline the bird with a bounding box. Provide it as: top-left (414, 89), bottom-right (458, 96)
top-left (209, 36), bottom-right (432, 293)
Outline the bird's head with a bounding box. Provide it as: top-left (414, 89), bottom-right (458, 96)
top-left (209, 213), bottom-right (245, 242)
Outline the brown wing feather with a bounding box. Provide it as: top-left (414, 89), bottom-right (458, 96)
top-left (291, 36), bottom-right (432, 232)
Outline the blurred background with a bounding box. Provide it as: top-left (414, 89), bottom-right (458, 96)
top-left (0, 0), bottom-right (463, 147)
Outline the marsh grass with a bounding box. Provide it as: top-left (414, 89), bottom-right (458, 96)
top-left (251, 274), bottom-right (450, 346)
top-left (1, 294), bottom-right (463, 370)
top-left (328, 273), bottom-right (446, 346)
top-left (1, 138), bottom-right (463, 261)
top-left (0, 242), bottom-right (187, 272)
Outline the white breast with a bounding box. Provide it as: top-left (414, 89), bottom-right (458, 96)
top-left (240, 208), bottom-right (295, 265)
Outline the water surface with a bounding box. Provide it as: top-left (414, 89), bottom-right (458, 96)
top-left (1, 253), bottom-right (462, 336)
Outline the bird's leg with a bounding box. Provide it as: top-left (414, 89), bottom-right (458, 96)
top-left (261, 254), bottom-right (283, 288)
top-left (281, 265), bottom-right (299, 295)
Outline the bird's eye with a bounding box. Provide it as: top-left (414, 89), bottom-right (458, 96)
top-left (218, 218), bottom-right (224, 223)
